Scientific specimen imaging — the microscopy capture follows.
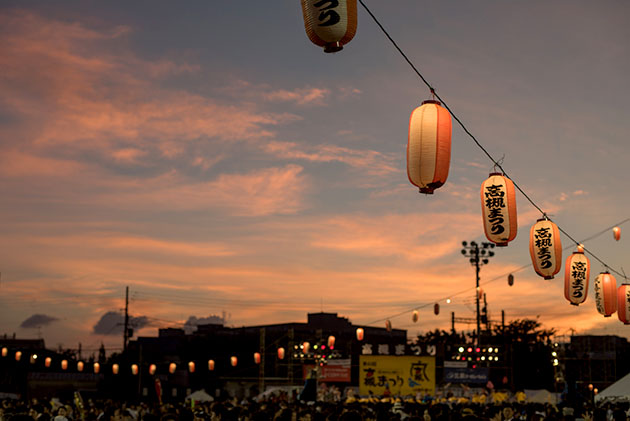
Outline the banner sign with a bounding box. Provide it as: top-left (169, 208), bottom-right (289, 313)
top-left (359, 355), bottom-right (435, 396)
top-left (303, 359), bottom-right (351, 383)
top-left (443, 367), bottom-right (489, 383)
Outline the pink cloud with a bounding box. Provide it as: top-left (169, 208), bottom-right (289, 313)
top-left (263, 87), bottom-right (330, 105)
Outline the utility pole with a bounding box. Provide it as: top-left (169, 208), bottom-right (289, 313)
top-left (461, 241), bottom-right (495, 345)
top-left (123, 286), bottom-right (129, 353)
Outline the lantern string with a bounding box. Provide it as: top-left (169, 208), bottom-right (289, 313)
top-left (357, 0), bottom-right (629, 282)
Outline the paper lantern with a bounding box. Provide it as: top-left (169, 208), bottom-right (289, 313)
top-left (508, 274), bottom-right (514, 286)
top-left (529, 218), bottom-right (562, 279)
top-left (61, 359), bottom-right (68, 370)
top-left (254, 352), bottom-right (261, 364)
top-left (328, 335), bottom-right (335, 348)
top-left (131, 364), bottom-right (139, 375)
top-left (434, 303), bottom-right (440, 315)
top-left (385, 320), bottom-right (392, 332)
top-left (93, 362), bottom-right (100, 374)
top-left (77, 361), bottom-right (84, 372)
top-left (169, 362), bottom-right (176, 374)
top-left (594, 272), bottom-right (617, 317)
top-left (188, 361), bottom-right (195, 373)
top-left (303, 342), bottom-right (310, 354)
top-left (300, 0), bottom-right (357, 53)
top-left (412, 310), bottom-right (419, 323)
top-left (618, 284), bottom-right (630, 324)
top-left (149, 364), bottom-right (156, 375)
top-left (112, 363), bottom-right (119, 374)
top-left (407, 100), bottom-right (452, 194)
top-left (45, 357), bottom-right (52, 368)
top-left (15, 351), bottom-right (22, 361)
top-left (356, 327), bottom-right (364, 341)
top-left (208, 359), bottom-right (215, 371)
top-left (1, 347), bottom-right (7, 357)
top-left (480, 173), bottom-right (517, 246)
top-left (613, 226), bottom-right (621, 241)
top-left (277, 347), bottom-right (285, 360)
top-left (230, 356), bottom-right (238, 367)
top-left (30, 354), bottom-right (38, 364)
top-left (564, 248), bottom-right (590, 306)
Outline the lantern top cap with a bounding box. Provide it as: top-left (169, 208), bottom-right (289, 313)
top-left (421, 99), bottom-right (441, 106)
top-left (488, 172), bottom-right (503, 177)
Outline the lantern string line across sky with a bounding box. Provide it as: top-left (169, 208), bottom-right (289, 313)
top-left (361, 217), bottom-right (630, 327)
top-left (357, 0), bottom-right (628, 282)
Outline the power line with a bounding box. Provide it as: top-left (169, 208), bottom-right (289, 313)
top-left (357, 0), bottom-right (628, 282)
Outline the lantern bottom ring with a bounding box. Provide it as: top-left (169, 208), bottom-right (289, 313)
top-left (570, 303), bottom-right (579, 307)
top-left (544, 276), bottom-right (554, 280)
top-left (495, 242), bottom-right (508, 247)
top-left (605, 315), bottom-right (612, 318)
top-left (324, 42), bottom-right (343, 53)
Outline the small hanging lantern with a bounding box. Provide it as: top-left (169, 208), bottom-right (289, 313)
top-left (434, 303), bottom-right (440, 315)
top-left (30, 354), bottom-right (38, 364)
top-left (45, 357), bottom-right (52, 368)
top-left (277, 347), bottom-right (285, 360)
top-left (131, 364), bottom-right (139, 375)
top-left (61, 359), bottom-right (68, 370)
top-left (303, 342), bottom-right (310, 354)
top-left (529, 218), bottom-right (562, 279)
top-left (77, 361), bottom-right (84, 372)
top-left (230, 356), bottom-right (238, 367)
top-left (613, 226), bottom-right (621, 241)
top-left (412, 310), bottom-right (419, 323)
top-left (300, 0), bottom-right (357, 53)
top-left (327, 335), bottom-right (335, 348)
top-left (15, 351), bottom-right (22, 361)
top-left (407, 100), bottom-right (452, 194)
top-left (93, 362), bottom-right (100, 374)
top-left (254, 352), bottom-right (261, 364)
top-left (385, 320), bottom-right (392, 332)
top-left (149, 364), bottom-right (157, 375)
top-left (1, 347), bottom-right (7, 357)
top-left (112, 363), bottom-right (119, 375)
top-left (356, 328), bottom-right (364, 341)
top-left (564, 247), bottom-right (590, 306)
top-left (169, 362), bottom-right (176, 374)
top-left (594, 272), bottom-right (617, 317)
top-left (617, 284), bottom-right (630, 324)
top-left (508, 273), bottom-right (514, 286)
top-left (188, 361), bottom-right (195, 373)
top-left (480, 173), bottom-right (517, 246)
top-left (208, 359), bottom-right (215, 371)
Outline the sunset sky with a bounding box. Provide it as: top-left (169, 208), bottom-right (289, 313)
top-left (1, 1), bottom-right (629, 356)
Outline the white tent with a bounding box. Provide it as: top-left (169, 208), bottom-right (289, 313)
top-left (595, 372), bottom-right (630, 403)
top-left (186, 389), bottom-right (214, 402)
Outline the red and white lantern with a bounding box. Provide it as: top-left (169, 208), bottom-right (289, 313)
top-left (131, 364), bottom-right (139, 375)
top-left (277, 347), bottom-right (285, 360)
top-left (594, 272), bottom-right (617, 317)
top-left (480, 173), bottom-right (517, 246)
top-left (230, 356), bottom-right (238, 367)
top-left (407, 100), bottom-right (452, 194)
top-left (112, 363), bottom-right (119, 375)
top-left (617, 284), bottom-right (630, 324)
top-left (564, 248), bottom-right (590, 306)
top-left (327, 335), bottom-right (335, 348)
top-left (93, 362), bottom-right (100, 374)
top-left (188, 361), bottom-right (195, 373)
top-left (45, 357), bottom-right (52, 368)
top-left (77, 361), bottom-right (84, 372)
top-left (412, 310), bottom-right (419, 323)
top-left (300, 0), bottom-right (357, 53)
top-left (149, 364), bottom-right (157, 375)
top-left (613, 226), bottom-right (621, 241)
top-left (61, 359), bottom-right (68, 370)
top-left (356, 328), bottom-right (364, 341)
top-left (254, 352), bottom-right (261, 364)
top-left (529, 218), bottom-right (562, 279)
top-left (1, 347), bottom-right (7, 357)
top-left (208, 360), bottom-right (215, 371)
top-left (169, 362), bottom-right (176, 374)
top-left (15, 351), bottom-right (22, 361)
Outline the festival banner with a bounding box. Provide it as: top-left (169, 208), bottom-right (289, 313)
top-left (359, 355), bottom-right (435, 396)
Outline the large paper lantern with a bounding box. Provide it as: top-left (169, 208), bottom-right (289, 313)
top-left (254, 352), bottom-right (261, 364)
top-left (208, 359), bottom-right (215, 371)
top-left (149, 364), bottom-right (157, 375)
top-left (356, 328), bottom-right (364, 341)
top-left (529, 218), bottom-right (562, 279)
top-left (328, 335), bottom-right (335, 348)
top-left (169, 362), bottom-right (176, 374)
top-left (277, 347), bottom-right (285, 360)
top-left (77, 361), bottom-right (84, 372)
top-left (407, 100), bottom-right (452, 194)
top-left (594, 272), bottom-right (617, 317)
top-left (230, 356), bottom-right (238, 367)
top-left (564, 248), bottom-right (590, 306)
top-left (188, 361), bottom-right (195, 373)
top-left (613, 226), bottom-right (621, 241)
top-left (131, 364), bottom-right (139, 375)
top-left (412, 310), bottom-right (419, 323)
top-left (112, 363), bottom-right (119, 375)
top-left (93, 362), bottom-right (100, 374)
top-left (480, 173), bottom-right (517, 246)
top-left (617, 284), bottom-right (630, 324)
top-left (61, 359), bottom-right (68, 370)
top-left (300, 0), bottom-right (357, 53)
top-left (45, 357), bottom-right (52, 368)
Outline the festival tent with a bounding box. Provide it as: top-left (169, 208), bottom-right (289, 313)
top-left (186, 389), bottom-right (214, 402)
top-left (595, 372), bottom-right (630, 403)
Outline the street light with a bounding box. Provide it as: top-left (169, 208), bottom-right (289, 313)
top-left (461, 241), bottom-right (496, 345)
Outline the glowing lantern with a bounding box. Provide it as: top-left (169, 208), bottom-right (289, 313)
top-left (412, 310), bottom-right (419, 323)
top-left (230, 356), bottom-right (237, 367)
top-left (327, 335), bottom-right (335, 348)
top-left (149, 364), bottom-right (156, 375)
top-left (508, 274), bottom-right (514, 286)
top-left (613, 226), bottom-right (621, 241)
top-left (300, 0), bottom-right (357, 53)
top-left (385, 320), bottom-right (392, 332)
top-left (112, 363), bottom-right (119, 374)
top-left (30, 354), bottom-right (38, 364)
top-left (15, 351), bottom-right (22, 361)
top-left (208, 359), bottom-right (215, 371)
top-left (303, 342), bottom-right (310, 354)
top-left (564, 247), bottom-right (590, 306)
top-left (1, 347), bottom-right (7, 357)
top-left (407, 100), bottom-right (452, 194)
top-left (594, 272), bottom-right (617, 317)
top-left (45, 357), bottom-right (52, 368)
top-left (77, 361), bottom-right (84, 372)
top-left (277, 347), bottom-right (285, 360)
top-left (254, 352), bottom-right (261, 364)
top-left (61, 359), bottom-right (68, 370)
top-left (356, 328), bottom-right (364, 341)
top-left (617, 284), bottom-right (630, 324)
top-left (93, 363), bottom-right (100, 374)
top-left (131, 364), bottom-right (139, 375)
top-left (188, 361), bottom-right (195, 373)
top-left (529, 218), bottom-right (562, 279)
top-left (434, 303), bottom-right (440, 315)
top-left (169, 362), bottom-right (176, 374)
top-left (480, 173), bottom-right (517, 246)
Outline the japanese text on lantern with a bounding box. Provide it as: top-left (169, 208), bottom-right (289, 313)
top-left (313, 0), bottom-right (340, 26)
top-left (571, 262), bottom-right (587, 298)
top-left (534, 227), bottom-right (553, 268)
top-left (484, 184), bottom-right (506, 235)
